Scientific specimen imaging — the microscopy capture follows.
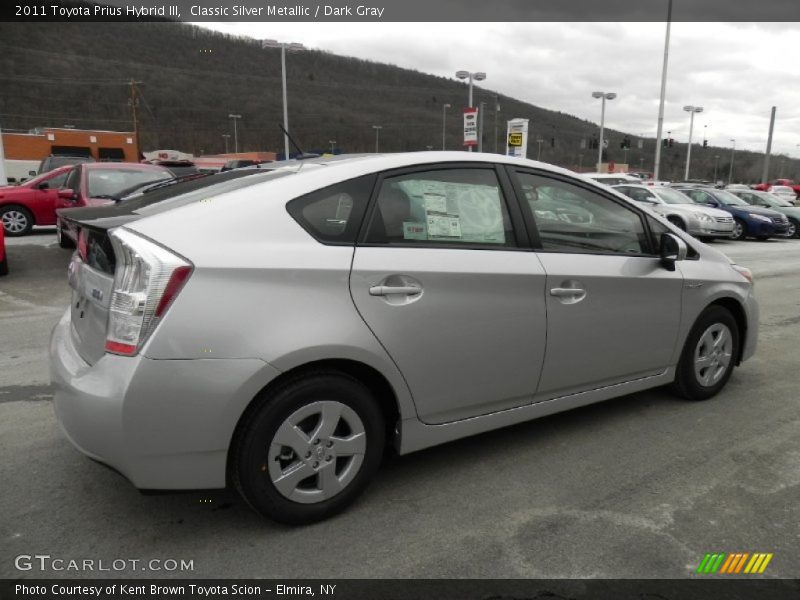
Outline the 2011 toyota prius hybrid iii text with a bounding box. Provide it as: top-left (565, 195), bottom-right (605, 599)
top-left (50, 152), bottom-right (759, 524)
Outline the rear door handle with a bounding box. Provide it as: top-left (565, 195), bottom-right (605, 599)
top-left (369, 285), bottom-right (422, 296)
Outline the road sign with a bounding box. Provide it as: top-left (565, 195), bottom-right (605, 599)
top-left (463, 107), bottom-right (478, 147)
top-left (505, 118), bottom-right (529, 158)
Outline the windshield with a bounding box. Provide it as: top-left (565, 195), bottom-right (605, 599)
top-left (87, 169), bottom-right (171, 198)
top-left (714, 190), bottom-right (749, 206)
top-left (22, 168), bottom-right (71, 188)
top-left (771, 186), bottom-right (793, 193)
top-left (653, 187), bottom-right (695, 205)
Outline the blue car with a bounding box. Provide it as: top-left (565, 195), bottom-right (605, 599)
top-left (676, 187), bottom-right (790, 240)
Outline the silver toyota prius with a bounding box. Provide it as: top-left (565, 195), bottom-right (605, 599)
top-left (50, 152), bottom-right (758, 524)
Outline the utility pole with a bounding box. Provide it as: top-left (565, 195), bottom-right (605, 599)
top-left (129, 79), bottom-right (143, 160)
top-left (494, 95), bottom-right (499, 153)
top-left (478, 101), bottom-right (485, 152)
top-left (653, 0), bottom-right (673, 181)
top-left (762, 106), bottom-right (777, 183)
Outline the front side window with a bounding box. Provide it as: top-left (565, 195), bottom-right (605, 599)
top-left (517, 171), bottom-right (650, 255)
top-left (364, 168), bottom-right (515, 247)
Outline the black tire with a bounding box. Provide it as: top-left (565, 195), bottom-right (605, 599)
top-left (731, 218), bottom-right (747, 241)
top-left (56, 221), bottom-right (74, 249)
top-left (788, 219), bottom-right (799, 239)
top-left (231, 370), bottom-right (384, 525)
top-left (667, 216), bottom-right (686, 231)
top-left (0, 205), bottom-right (34, 236)
top-left (0, 256), bottom-right (8, 277)
top-left (671, 305), bottom-right (740, 401)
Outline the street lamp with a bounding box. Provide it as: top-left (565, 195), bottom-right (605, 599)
top-left (228, 113), bottom-right (242, 153)
top-left (456, 70), bottom-right (486, 152)
top-left (262, 39), bottom-right (306, 161)
top-left (592, 91), bottom-right (617, 171)
top-left (372, 125), bottom-right (382, 153)
top-left (683, 105), bottom-right (704, 180)
top-left (328, 140), bottom-right (336, 154)
top-left (728, 139), bottom-right (736, 184)
top-left (222, 133), bottom-right (231, 154)
top-left (536, 138), bottom-right (544, 161)
top-left (442, 103), bottom-right (450, 150)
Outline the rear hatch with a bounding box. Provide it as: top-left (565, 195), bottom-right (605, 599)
top-left (67, 225), bottom-right (116, 365)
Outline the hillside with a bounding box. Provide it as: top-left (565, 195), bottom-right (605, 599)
top-left (0, 19), bottom-right (794, 182)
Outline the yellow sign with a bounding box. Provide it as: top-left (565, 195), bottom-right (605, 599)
top-left (508, 132), bottom-right (523, 147)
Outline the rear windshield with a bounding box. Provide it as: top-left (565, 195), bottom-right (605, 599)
top-left (87, 169), bottom-right (171, 198)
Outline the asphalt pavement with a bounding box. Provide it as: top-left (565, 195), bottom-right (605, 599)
top-left (1, 229), bottom-right (799, 579)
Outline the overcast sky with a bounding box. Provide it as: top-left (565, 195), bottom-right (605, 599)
top-left (197, 22), bottom-right (800, 158)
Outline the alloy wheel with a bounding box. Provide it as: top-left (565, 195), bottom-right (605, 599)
top-left (2, 210), bottom-right (28, 234)
top-left (693, 323), bottom-right (733, 387)
top-left (267, 400), bottom-right (366, 504)
top-left (732, 221), bottom-right (744, 240)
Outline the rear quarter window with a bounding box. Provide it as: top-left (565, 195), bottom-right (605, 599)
top-left (287, 174), bottom-right (375, 244)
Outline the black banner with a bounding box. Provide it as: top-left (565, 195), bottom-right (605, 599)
top-left (2, 580), bottom-right (800, 600)
top-left (3, 0), bottom-right (800, 22)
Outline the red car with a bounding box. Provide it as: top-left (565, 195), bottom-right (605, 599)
top-left (54, 162), bottom-right (172, 247)
top-left (0, 166), bottom-right (74, 236)
top-left (754, 179), bottom-right (800, 197)
top-left (0, 223), bottom-right (7, 276)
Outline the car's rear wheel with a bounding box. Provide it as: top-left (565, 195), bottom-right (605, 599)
top-left (731, 218), bottom-right (746, 240)
top-left (671, 306), bottom-right (740, 401)
top-left (1, 206), bottom-right (34, 236)
top-left (231, 370), bottom-right (384, 525)
top-left (787, 219), bottom-right (798, 238)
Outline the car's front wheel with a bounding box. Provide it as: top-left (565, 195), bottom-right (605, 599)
top-left (787, 219), bottom-right (799, 238)
top-left (1, 205), bottom-right (34, 236)
top-left (731, 219), bottom-right (746, 240)
top-left (231, 370), bottom-right (385, 525)
top-left (671, 305), bottom-right (740, 401)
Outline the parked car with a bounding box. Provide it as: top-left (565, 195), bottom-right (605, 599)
top-left (765, 185), bottom-right (797, 204)
top-left (38, 155), bottom-right (94, 175)
top-left (727, 189), bottom-right (800, 238)
top-left (220, 159), bottom-right (268, 171)
top-left (143, 159), bottom-right (201, 178)
top-left (675, 186), bottom-right (790, 240)
top-left (753, 178), bottom-right (800, 197)
top-left (0, 166), bottom-right (74, 235)
top-left (724, 184), bottom-right (751, 191)
top-left (612, 184), bottom-right (734, 240)
top-left (0, 223), bottom-right (7, 276)
top-left (51, 152), bottom-right (758, 524)
top-left (54, 162), bottom-right (172, 247)
top-left (584, 173), bottom-right (641, 186)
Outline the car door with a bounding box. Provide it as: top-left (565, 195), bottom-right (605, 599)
top-left (33, 169), bottom-right (71, 225)
top-left (349, 164), bottom-right (547, 425)
top-left (509, 169), bottom-right (684, 398)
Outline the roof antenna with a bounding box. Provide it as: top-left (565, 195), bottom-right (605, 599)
top-left (279, 124), bottom-right (318, 160)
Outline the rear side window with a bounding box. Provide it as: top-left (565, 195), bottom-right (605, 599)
top-left (287, 174), bottom-right (375, 244)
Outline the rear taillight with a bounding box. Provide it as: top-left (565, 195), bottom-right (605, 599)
top-left (105, 229), bottom-right (193, 356)
top-left (77, 229), bottom-right (88, 261)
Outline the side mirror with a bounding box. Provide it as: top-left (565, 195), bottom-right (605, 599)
top-left (28, 170), bottom-right (37, 176)
top-left (660, 232), bottom-right (687, 271)
top-left (37, 182), bottom-right (49, 190)
top-left (57, 188), bottom-right (77, 201)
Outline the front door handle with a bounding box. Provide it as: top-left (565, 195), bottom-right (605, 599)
top-left (549, 287), bottom-right (586, 297)
top-left (369, 285), bottom-right (422, 296)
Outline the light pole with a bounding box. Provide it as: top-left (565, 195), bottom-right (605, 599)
top-left (728, 139), bottom-right (736, 184)
top-left (372, 125), bottom-right (382, 153)
top-left (683, 105), bottom-right (704, 180)
top-left (262, 40), bottom-right (306, 160)
top-left (578, 153), bottom-right (584, 171)
top-left (478, 101), bottom-right (486, 152)
top-left (536, 138), bottom-right (544, 161)
top-left (456, 70), bottom-right (486, 152)
top-left (653, 0), bottom-right (673, 181)
top-left (228, 113), bottom-right (242, 153)
top-left (592, 91), bottom-right (616, 171)
top-left (328, 140), bottom-right (336, 154)
top-left (441, 103), bottom-right (450, 150)
top-left (713, 155), bottom-right (720, 182)
top-left (222, 134), bottom-right (231, 153)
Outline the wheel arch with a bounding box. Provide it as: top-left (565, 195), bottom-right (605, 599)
top-left (706, 297), bottom-right (748, 364)
top-left (226, 358), bottom-right (403, 482)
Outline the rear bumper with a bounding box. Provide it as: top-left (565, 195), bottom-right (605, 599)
top-left (49, 309), bottom-right (281, 489)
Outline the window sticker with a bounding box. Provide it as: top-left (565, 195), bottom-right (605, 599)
top-left (427, 214), bottom-right (462, 238)
top-left (403, 221), bottom-right (428, 240)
